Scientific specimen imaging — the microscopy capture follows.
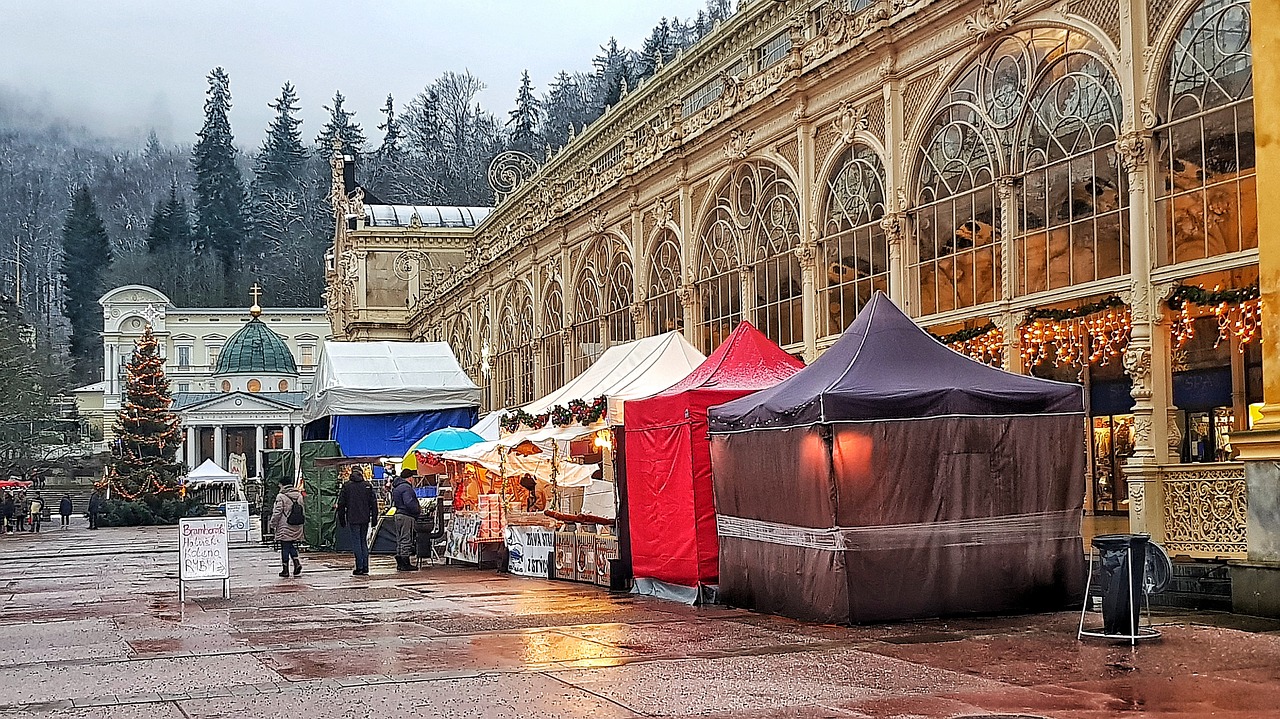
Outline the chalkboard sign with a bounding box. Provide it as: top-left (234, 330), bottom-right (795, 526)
top-left (178, 518), bottom-right (230, 601)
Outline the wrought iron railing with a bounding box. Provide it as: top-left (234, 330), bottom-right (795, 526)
top-left (1161, 462), bottom-right (1247, 558)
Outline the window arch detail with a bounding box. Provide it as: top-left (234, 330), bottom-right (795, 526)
top-left (647, 230), bottom-right (684, 336)
top-left (495, 282), bottom-right (535, 408)
top-left (572, 234), bottom-right (634, 374)
top-left (820, 144), bottom-right (888, 336)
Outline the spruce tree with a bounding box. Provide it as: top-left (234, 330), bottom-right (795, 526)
top-left (507, 70), bottom-right (542, 157)
top-left (146, 185), bottom-right (192, 255)
top-left (108, 325), bottom-right (184, 501)
top-left (638, 18), bottom-right (676, 80)
top-left (254, 82), bottom-right (308, 190)
top-left (192, 67), bottom-right (248, 272)
top-left (60, 186), bottom-right (112, 384)
top-left (316, 91), bottom-right (366, 157)
top-left (591, 38), bottom-right (635, 113)
top-left (0, 298), bottom-right (59, 476)
top-left (377, 94), bottom-right (403, 156)
top-left (541, 72), bottom-right (591, 150)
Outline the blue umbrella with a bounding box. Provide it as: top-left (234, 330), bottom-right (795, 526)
top-left (411, 427), bottom-right (485, 453)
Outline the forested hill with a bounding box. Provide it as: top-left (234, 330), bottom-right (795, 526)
top-left (0, 0), bottom-right (734, 386)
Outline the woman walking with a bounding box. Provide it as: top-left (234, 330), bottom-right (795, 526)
top-left (268, 484), bottom-right (305, 578)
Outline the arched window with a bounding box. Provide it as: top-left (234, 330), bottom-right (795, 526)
top-left (477, 314), bottom-right (493, 411)
top-left (541, 282), bottom-right (565, 392)
top-left (820, 144), bottom-right (888, 336)
top-left (647, 230), bottom-right (684, 335)
top-left (1016, 30), bottom-right (1126, 294)
top-left (696, 160), bottom-right (801, 352)
top-left (913, 27), bottom-right (1126, 313)
top-left (449, 315), bottom-right (475, 382)
top-left (1154, 0), bottom-right (1254, 264)
top-left (573, 234), bottom-right (633, 374)
top-left (495, 283), bottom-right (535, 408)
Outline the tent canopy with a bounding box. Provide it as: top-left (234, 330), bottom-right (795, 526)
top-left (184, 459), bottom-right (240, 484)
top-left (522, 332), bottom-right (704, 426)
top-left (625, 322), bottom-right (803, 595)
top-left (303, 341), bottom-right (480, 421)
top-left (709, 292), bottom-right (1082, 432)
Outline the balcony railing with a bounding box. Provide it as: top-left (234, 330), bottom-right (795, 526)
top-left (1161, 462), bottom-right (1247, 559)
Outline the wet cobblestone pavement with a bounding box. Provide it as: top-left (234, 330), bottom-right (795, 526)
top-left (3, 526), bottom-right (1280, 718)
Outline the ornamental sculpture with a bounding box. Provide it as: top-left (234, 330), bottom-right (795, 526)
top-left (487, 150), bottom-right (539, 204)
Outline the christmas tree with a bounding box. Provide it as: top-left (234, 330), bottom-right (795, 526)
top-left (108, 325), bottom-right (184, 500)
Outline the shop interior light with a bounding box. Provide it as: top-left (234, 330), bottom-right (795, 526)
top-left (594, 429), bottom-right (613, 450)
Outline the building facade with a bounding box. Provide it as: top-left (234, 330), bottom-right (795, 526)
top-left (327, 0), bottom-right (1259, 557)
top-left (84, 285), bottom-right (328, 476)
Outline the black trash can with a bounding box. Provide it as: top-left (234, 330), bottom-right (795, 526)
top-left (1092, 533), bottom-right (1149, 636)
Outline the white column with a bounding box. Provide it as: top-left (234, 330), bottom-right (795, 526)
top-left (282, 424), bottom-right (292, 451)
top-left (213, 425), bottom-right (225, 468)
top-left (186, 426), bottom-right (197, 468)
top-left (254, 424), bottom-right (265, 478)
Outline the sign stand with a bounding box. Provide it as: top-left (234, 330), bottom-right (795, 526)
top-left (179, 517), bottom-right (231, 601)
top-left (224, 500), bottom-right (252, 543)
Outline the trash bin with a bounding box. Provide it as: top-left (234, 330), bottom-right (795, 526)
top-left (1092, 533), bottom-right (1149, 636)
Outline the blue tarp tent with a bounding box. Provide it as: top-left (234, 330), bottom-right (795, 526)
top-left (302, 342), bottom-right (481, 458)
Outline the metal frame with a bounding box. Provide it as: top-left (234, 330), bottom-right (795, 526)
top-left (1077, 542), bottom-right (1162, 645)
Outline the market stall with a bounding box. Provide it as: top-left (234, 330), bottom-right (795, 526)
top-left (493, 331), bottom-right (705, 586)
top-left (624, 321), bottom-right (803, 603)
top-left (302, 342), bottom-right (481, 458)
top-left (707, 292), bottom-right (1087, 623)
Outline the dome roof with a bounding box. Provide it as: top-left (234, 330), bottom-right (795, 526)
top-left (214, 317), bottom-right (298, 376)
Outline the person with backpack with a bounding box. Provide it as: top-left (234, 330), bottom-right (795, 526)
top-left (269, 483), bottom-right (305, 578)
top-left (390, 468), bottom-right (421, 572)
top-left (336, 467), bottom-right (377, 576)
top-left (58, 495), bottom-right (72, 528)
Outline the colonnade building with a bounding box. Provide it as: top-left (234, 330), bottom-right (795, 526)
top-left (325, 0), bottom-right (1260, 560)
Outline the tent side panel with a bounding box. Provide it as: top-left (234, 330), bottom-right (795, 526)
top-left (331, 407), bottom-right (478, 458)
top-left (709, 427), bottom-right (834, 527)
top-left (624, 421), bottom-right (699, 587)
top-left (832, 415), bottom-right (1086, 621)
top-left (688, 404), bottom-right (721, 586)
top-left (718, 537), bottom-right (850, 623)
top-left (299, 440), bottom-right (341, 551)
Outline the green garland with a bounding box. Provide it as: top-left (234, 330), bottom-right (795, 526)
top-left (931, 322), bottom-right (998, 345)
top-left (1166, 283), bottom-right (1259, 310)
top-left (500, 395), bottom-right (608, 432)
top-left (1023, 295), bottom-right (1126, 323)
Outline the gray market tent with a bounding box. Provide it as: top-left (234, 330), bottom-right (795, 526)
top-left (707, 292), bottom-right (1087, 623)
top-left (303, 342), bottom-right (481, 458)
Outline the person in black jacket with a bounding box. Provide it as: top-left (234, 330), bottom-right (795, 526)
top-left (59, 495), bottom-right (73, 528)
top-left (390, 469), bottom-right (421, 572)
top-left (87, 490), bottom-right (104, 529)
top-left (336, 467), bottom-right (378, 576)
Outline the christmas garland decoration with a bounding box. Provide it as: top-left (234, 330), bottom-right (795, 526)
top-left (1167, 283), bottom-right (1262, 351)
top-left (499, 396), bottom-right (609, 432)
top-left (931, 323), bottom-right (998, 346)
top-left (1020, 297), bottom-right (1131, 368)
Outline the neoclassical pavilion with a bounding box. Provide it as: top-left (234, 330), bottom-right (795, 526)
top-left (326, 0), bottom-right (1261, 561)
top-left (175, 295), bottom-right (307, 477)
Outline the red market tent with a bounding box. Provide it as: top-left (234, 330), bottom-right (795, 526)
top-left (624, 322), bottom-right (803, 603)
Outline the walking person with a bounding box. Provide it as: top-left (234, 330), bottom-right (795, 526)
top-left (27, 493), bottom-right (42, 533)
top-left (268, 483), bottom-right (305, 578)
top-left (336, 467), bottom-right (377, 576)
top-left (390, 469), bottom-right (420, 572)
top-left (16, 492), bottom-right (27, 532)
top-left (87, 490), bottom-right (104, 530)
top-left (59, 495), bottom-right (72, 528)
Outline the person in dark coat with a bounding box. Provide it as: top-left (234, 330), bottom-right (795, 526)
top-left (59, 495), bottom-right (73, 528)
top-left (87, 490), bottom-right (104, 529)
top-left (390, 469), bottom-right (420, 572)
top-left (1, 492), bottom-right (13, 534)
top-left (336, 467), bottom-right (378, 576)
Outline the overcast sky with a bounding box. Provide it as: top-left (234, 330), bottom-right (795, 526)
top-left (0, 0), bottom-right (707, 146)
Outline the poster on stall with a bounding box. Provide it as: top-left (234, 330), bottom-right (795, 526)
top-left (446, 512), bottom-right (482, 564)
top-left (506, 526), bottom-right (555, 578)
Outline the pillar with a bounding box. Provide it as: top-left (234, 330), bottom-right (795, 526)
top-left (254, 424), bottom-right (265, 478)
top-left (1231, 1), bottom-right (1280, 569)
top-left (186, 426), bottom-right (197, 469)
top-left (213, 425), bottom-right (225, 468)
top-left (282, 424), bottom-right (292, 451)
top-left (796, 95), bottom-right (818, 362)
top-left (678, 164), bottom-right (698, 348)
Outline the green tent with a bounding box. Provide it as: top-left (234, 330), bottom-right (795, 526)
top-left (300, 440), bottom-right (341, 550)
top-left (261, 450), bottom-right (295, 537)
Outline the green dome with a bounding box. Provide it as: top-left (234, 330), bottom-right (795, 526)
top-left (214, 317), bottom-right (298, 376)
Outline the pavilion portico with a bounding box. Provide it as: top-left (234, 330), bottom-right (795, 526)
top-left (176, 392), bottom-right (306, 478)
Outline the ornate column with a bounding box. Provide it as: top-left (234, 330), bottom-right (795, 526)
top-left (882, 213), bottom-right (907, 308)
top-left (677, 164), bottom-right (698, 347)
top-left (996, 176), bottom-right (1017, 305)
top-left (1117, 130), bottom-right (1169, 541)
top-left (796, 95), bottom-right (818, 361)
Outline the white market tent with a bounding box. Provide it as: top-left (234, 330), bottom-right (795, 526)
top-left (303, 341), bottom-right (481, 421)
top-left (183, 460), bottom-right (247, 501)
top-left (523, 331), bottom-right (705, 428)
